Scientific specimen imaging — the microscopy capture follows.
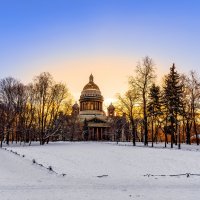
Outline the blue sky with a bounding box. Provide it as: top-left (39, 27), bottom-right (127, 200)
top-left (0, 0), bottom-right (200, 102)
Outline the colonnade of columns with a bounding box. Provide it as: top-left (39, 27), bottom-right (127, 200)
top-left (80, 101), bottom-right (103, 111)
top-left (88, 127), bottom-right (109, 140)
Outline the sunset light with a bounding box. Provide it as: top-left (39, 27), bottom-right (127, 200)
top-left (1, 1), bottom-right (200, 199)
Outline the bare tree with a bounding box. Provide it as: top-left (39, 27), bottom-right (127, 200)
top-left (129, 56), bottom-right (156, 146)
top-left (33, 72), bottom-right (72, 144)
top-left (179, 74), bottom-right (192, 144)
top-left (116, 87), bottom-right (140, 146)
top-left (0, 102), bottom-right (6, 147)
top-left (0, 77), bottom-right (21, 145)
top-left (186, 71), bottom-right (200, 145)
top-left (21, 84), bottom-right (37, 144)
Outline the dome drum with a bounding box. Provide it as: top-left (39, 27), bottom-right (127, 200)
top-left (80, 95), bottom-right (103, 102)
top-left (80, 100), bottom-right (103, 112)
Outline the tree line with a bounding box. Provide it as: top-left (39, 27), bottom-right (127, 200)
top-left (116, 56), bottom-right (200, 148)
top-left (1, 57), bottom-right (200, 148)
top-left (0, 72), bottom-right (73, 147)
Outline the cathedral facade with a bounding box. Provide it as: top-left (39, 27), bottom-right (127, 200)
top-left (71, 74), bottom-right (118, 141)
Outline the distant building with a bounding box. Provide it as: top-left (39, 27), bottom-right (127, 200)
top-left (71, 74), bottom-right (129, 141)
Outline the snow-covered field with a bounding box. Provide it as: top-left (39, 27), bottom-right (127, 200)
top-left (1, 142), bottom-right (200, 200)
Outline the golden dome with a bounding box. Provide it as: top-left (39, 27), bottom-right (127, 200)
top-left (80, 74), bottom-right (103, 99)
top-left (82, 74), bottom-right (100, 91)
top-left (83, 82), bottom-right (100, 90)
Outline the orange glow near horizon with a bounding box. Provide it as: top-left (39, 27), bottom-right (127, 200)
top-left (20, 55), bottom-right (168, 111)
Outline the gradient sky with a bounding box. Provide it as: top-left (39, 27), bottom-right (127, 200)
top-left (0, 0), bottom-right (200, 106)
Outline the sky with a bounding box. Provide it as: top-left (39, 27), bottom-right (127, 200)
top-left (0, 0), bottom-right (200, 107)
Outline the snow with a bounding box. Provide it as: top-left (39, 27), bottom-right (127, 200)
top-left (1, 142), bottom-right (200, 200)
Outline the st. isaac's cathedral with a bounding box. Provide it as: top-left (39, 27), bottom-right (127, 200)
top-left (71, 74), bottom-right (129, 141)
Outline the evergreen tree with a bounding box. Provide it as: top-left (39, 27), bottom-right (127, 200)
top-left (163, 63), bottom-right (184, 148)
top-left (147, 83), bottom-right (162, 147)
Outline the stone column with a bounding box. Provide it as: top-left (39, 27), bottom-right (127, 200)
top-left (92, 128), bottom-right (95, 140)
top-left (96, 128), bottom-right (98, 140)
top-left (95, 102), bottom-right (97, 110)
top-left (99, 128), bottom-right (103, 140)
top-left (88, 128), bottom-right (90, 140)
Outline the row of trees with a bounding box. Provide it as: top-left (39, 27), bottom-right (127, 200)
top-left (117, 56), bottom-right (200, 148)
top-left (0, 72), bottom-right (73, 147)
top-left (1, 57), bottom-right (200, 148)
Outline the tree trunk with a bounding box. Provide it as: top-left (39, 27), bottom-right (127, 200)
top-left (131, 119), bottom-right (136, 146)
top-left (171, 121), bottom-right (174, 148)
top-left (151, 119), bottom-right (154, 147)
top-left (193, 119), bottom-right (199, 145)
top-left (178, 124), bottom-right (181, 149)
top-left (0, 133), bottom-right (3, 148)
top-left (175, 113), bottom-right (178, 145)
top-left (144, 116), bottom-right (148, 146)
top-left (143, 92), bottom-right (148, 146)
top-left (186, 120), bottom-right (191, 144)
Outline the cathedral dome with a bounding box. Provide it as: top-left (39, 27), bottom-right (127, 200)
top-left (83, 82), bottom-right (99, 90)
top-left (79, 74), bottom-right (104, 118)
top-left (83, 74), bottom-right (100, 91)
top-left (81, 74), bottom-right (102, 97)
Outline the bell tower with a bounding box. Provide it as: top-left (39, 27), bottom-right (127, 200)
top-left (72, 102), bottom-right (79, 117)
top-left (107, 103), bottom-right (115, 117)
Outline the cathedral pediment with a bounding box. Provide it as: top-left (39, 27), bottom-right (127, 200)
top-left (85, 116), bottom-right (110, 127)
top-left (87, 116), bottom-right (107, 123)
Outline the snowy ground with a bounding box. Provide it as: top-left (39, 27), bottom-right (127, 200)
top-left (1, 142), bottom-right (200, 200)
